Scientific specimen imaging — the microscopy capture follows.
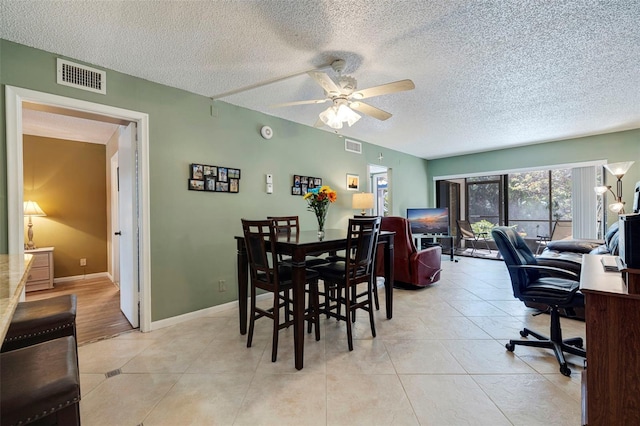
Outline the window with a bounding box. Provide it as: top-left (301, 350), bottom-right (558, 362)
top-left (507, 169), bottom-right (572, 238)
top-left (466, 175), bottom-right (503, 231)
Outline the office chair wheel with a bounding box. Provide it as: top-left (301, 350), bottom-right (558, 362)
top-left (519, 330), bottom-right (528, 338)
top-left (560, 364), bottom-right (571, 377)
top-left (505, 342), bottom-right (515, 352)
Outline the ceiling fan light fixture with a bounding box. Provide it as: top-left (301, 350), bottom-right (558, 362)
top-left (319, 106), bottom-right (343, 129)
top-left (337, 104), bottom-right (361, 127)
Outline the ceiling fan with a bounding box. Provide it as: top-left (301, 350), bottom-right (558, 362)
top-left (272, 59), bottom-right (415, 130)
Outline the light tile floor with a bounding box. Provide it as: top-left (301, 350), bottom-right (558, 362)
top-left (78, 257), bottom-right (586, 425)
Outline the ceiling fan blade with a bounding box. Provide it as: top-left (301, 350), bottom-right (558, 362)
top-left (349, 102), bottom-right (392, 121)
top-left (351, 79), bottom-right (415, 100)
top-left (307, 71), bottom-right (341, 95)
top-left (271, 99), bottom-right (328, 108)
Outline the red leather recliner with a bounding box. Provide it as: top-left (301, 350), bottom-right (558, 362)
top-left (379, 216), bottom-right (442, 288)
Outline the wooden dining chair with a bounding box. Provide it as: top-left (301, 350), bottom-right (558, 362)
top-left (241, 219), bottom-right (321, 362)
top-left (312, 217), bottom-right (382, 351)
top-left (267, 215), bottom-right (328, 267)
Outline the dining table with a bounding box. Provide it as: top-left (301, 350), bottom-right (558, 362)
top-left (235, 228), bottom-right (395, 370)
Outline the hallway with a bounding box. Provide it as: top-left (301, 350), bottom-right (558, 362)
top-left (26, 276), bottom-right (134, 345)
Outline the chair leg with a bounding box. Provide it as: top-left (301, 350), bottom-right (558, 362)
top-left (271, 292), bottom-right (280, 362)
top-left (372, 279), bottom-right (380, 311)
top-left (247, 287), bottom-right (257, 348)
top-left (345, 285), bottom-right (354, 351)
top-left (367, 282), bottom-right (376, 338)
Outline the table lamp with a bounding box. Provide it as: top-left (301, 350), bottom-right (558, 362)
top-left (352, 192), bottom-right (374, 216)
top-left (24, 200), bottom-right (47, 249)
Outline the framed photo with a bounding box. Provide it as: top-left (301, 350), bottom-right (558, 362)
top-left (301, 183), bottom-right (308, 195)
top-left (229, 178), bottom-right (239, 193)
top-left (191, 164), bottom-right (204, 180)
top-left (347, 174), bottom-right (359, 191)
top-left (228, 168), bottom-right (241, 179)
top-left (205, 176), bottom-right (216, 191)
top-left (188, 179), bottom-right (204, 191)
top-left (314, 178), bottom-right (322, 187)
top-left (292, 186), bottom-right (301, 195)
top-left (293, 175), bottom-right (301, 187)
top-left (189, 163), bottom-right (240, 193)
top-left (218, 167), bottom-right (228, 182)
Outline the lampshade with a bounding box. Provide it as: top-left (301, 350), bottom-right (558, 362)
top-left (319, 103), bottom-right (361, 129)
top-left (604, 161), bottom-right (634, 179)
top-left (23, 200), bottom-right (47, 217)
top-left (319, 106), bottom-right (343, 129)
top-left (594, 185), bottom-right (610, 195)
top-left (352, 192), bottom-right (374, 215)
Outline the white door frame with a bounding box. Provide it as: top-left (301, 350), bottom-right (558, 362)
top-left (5, 86), bottom-right (151, 332)
top-left (110, 152), bottom-right (120, 287)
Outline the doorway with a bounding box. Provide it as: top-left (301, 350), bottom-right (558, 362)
top-left (369, 164), bottom-right (389, 216)
top-left (5, 86), bottom-right (151, 332)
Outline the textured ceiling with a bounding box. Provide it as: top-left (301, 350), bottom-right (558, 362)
top-left (2, 0), bottom-right (639, 159)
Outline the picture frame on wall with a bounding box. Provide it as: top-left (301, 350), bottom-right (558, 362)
top-left (229, 178), bottom-right (239, 193)
top-left (347, 174), bottom-right (359, 191)
top-left (189, 179), bottom-right (204, 191)
top-left (291, 174), bottom-right (323, 196)
top-left (191, 164), bottom-right (204, 180)
top-left (188, 163), bottom-right (240, 193)
top-left (205, 176), bottom-right (216, 191)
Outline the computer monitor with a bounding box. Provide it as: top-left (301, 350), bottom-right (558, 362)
top-left (406, 207), bottom-right (449, 235)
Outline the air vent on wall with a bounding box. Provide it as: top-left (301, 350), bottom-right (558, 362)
top-left (57, 58), bottom-right (106, 94)
top-left (345, 139), bottom-right (362, 154)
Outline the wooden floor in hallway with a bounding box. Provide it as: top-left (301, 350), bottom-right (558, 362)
top-left (26, 276), bottom-right (135, 345)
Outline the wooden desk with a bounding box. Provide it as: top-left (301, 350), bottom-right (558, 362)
top-left (0, 254), bottom-right (34, 340)
top-left (236, 229), bottom-right (395, 370)
top-left (579, 254), bottom-right (640, 425)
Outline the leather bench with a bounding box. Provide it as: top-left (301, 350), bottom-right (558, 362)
top-left (2, 294), bottom-right (77, 352)
top-left (0, 336), bottom-right (81, 425)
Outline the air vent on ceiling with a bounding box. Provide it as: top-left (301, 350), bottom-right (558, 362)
top-left (57, 58), bottom-right (106, 94)
top-left (345, 139), bottom-right (362, 154)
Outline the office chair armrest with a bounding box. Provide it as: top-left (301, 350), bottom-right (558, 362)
top-left (512, 264), bottom-right (579, 280)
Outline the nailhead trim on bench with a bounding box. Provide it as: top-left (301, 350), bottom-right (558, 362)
top-left (3, 323), bottom-right (74, 342)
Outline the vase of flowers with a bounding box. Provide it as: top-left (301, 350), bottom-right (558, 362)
top-left (303, 185), bottom-right (337, 238)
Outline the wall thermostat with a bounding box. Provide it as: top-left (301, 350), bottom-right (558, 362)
top-left (260, 125), bottom-right (273, 140)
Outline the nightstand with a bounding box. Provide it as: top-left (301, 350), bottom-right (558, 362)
top-left (24, 247), bottom-right (54, 292)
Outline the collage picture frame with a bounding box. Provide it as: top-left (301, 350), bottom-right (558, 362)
top-left (189, 163), bottom-right (241, 193)
top-left (291, 174), bottom-right (323, 196)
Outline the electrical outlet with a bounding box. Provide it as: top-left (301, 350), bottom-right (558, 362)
top-left (218, 279), bottom-right (227, 292)
top-left (80, 258), bottom-right (87, 266)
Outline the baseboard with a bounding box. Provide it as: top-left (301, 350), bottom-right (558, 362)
top-left (54, 272), bottom-right (111, 284)
top-left (149, 293), bottom-right (271, 331)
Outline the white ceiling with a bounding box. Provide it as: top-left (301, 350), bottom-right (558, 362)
top-left (22, 109), bottom-right (120, 145)
top-left (2, 1), bottom-right (639, 159)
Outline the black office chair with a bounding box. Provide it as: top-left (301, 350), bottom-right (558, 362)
top-left (241, 219), bottom-right (321, 362)
top-left (491, 226), bottom-right (586, 376)
top-left (313, 217), bottom-right (381, 351)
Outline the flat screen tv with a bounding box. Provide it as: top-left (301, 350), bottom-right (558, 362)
top-left (406, 208), bottom-right (450, 235)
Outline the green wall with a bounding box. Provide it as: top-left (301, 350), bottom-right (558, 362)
top-left (427, 129), bottom-right (640, 210)
top-left (0, 40), bottom-right (429, 321)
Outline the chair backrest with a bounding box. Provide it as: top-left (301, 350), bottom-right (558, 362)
top-left (345, 217), bottom-right (381, 284)
top-left (491, 226), bottom-right (539, 300)
top-left (457, 220), bottom-right (475, 239)
top-left (380, 216), bottom-right (416, 280)
top-left (241, 219), bottom-right (281, 290)
top-left (268, 216), bottom-right (300, 235)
